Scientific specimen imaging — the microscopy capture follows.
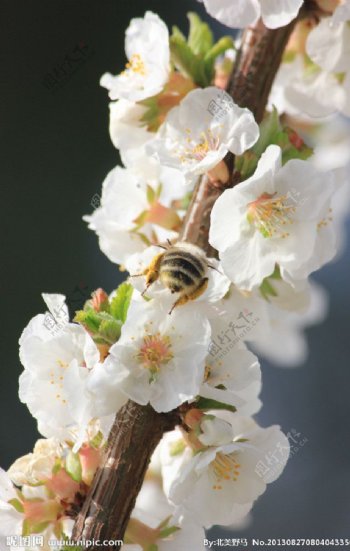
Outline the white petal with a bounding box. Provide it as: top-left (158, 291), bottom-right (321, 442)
top-left (261, 0), bottom-right (303, 29)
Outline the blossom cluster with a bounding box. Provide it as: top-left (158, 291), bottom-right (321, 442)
top-left (2, 4), bottom-right (350, 550)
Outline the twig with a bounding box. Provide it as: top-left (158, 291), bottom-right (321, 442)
top-left (72, 12), bottom-right (302, 549)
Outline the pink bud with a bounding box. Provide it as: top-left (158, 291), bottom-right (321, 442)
top-left (46, 469), bottom-right (80, 501)
top-left (91, 288), bottom-right (109, 312)
top-left (23, 499), bottom-right (61, 523)
top-left (79, 445), bottom-right (101, 485)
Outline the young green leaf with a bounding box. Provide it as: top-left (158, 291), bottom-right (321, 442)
top-left (110, 282), bottom-right (134, 323)
top-left (187, 12), bottom-right (213, 56)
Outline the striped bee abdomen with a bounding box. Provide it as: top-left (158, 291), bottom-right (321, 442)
top-left (140, 244), bottom-right (209, 311)
top-left (160, 268), bottom-right (197, 293)
top-left (160, 251), bottom-right (205, 275)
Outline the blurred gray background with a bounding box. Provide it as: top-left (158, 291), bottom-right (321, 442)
top-left (1, 0), bottom-right (350, 547)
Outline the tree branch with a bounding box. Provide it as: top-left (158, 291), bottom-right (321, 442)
top-left (72, 14), bottom-right (301, 549)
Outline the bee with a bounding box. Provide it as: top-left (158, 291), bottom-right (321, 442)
top-left (132, 241), bottom-right (213, 314)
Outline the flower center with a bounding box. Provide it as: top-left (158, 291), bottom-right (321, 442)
top-left (136, 333), bottom-right (173, 374)
top-left (247, 192), bottom-right (296, 238)
top-left (211, 452), bottom-right (241, 490)
top-left (122, 53), bottom-right (146, 76)
top-left (177, 128), bottom-right (221, 164)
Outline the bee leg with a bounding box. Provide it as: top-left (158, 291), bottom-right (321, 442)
top-left (207, 263), bottom-right (224, 275)
top-left (168, 278), bottom-right (209, 314)
top-left (141, 253), bottom-right (163, 296)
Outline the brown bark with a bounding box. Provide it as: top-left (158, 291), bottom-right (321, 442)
top-left (72, 12), bottom-right (307, 549)
top-left (72, 402), bottom-right (180, 548)
top-left (180, 18), bottom-right (296, 252)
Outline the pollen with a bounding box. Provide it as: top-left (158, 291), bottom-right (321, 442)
top-left (136, 332), bottom-right (173, 375)
top-left (177, 128), bottom-right (221, 164)
top-left (317, 208), bottom-right (333, 230)
top-left (211, 452), bottom-right (242, 490)
top-left (247, 192), bottom-right (296, 238)
top-left (121, 53), bottom-right (146, 76)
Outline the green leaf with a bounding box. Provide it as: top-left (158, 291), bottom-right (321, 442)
top-left (146, 545), bottom-right (158, 551)
top-left (236, 108), bottom-right (313, 181)
top-left (253, 107), bottom-right (281, 158)
top-left (170, 33), bottom-right (208, 87)
top-left (74, 309), bottom-right (101, 333)
top-left (188, 12), bottom-right (213, 56)
top-left (196, 396), bottom-right (236, 413)
top-left (110, 282), bottom-right (134, 323)
top-left (203, 36), bottom-right (234, 81)
top-left (65, 451), bottom-right (82, 483)
top-left (98, 318), bottom-right (122, 344)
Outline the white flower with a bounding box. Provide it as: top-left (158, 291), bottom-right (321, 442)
top-left (311, 117), bottom-right (350, 259)
top-left (125, 244), bottom-right (230, 307)
top-left (122, 479), bottom-right (206, 551)
top-left (92, 299), bottom-right (211, 413)
top-left (209, 145), bottom-right (335, 290)
top-left (306, 3), bottom-right (350, 74)
top-left (161, 418), bottom-right (289, 528)
top-left (251, 280), bottom-right (329, 367)
top-left (19, 295), bottom-right (124, 446)
top-left (120, 147), bottom-right (195, 205)
top-left (0, 469), bottom-right (23, 549)
top-left (201, 0), bottom-right (303, 30)
top-left (108, 100), bottom-right (153, 154)
top-left (198, 416), bottom-right (236, 446)
top-left (84, 166), bottom-right (182, 266)
top-left (8, 438), bottom-right (62, 486)
top-left (269, 55), bottom-right (346, 119)
top-left (218, 286), bottom-right (270, 342)
top-left (201, 344), bottom-right (261, 416)
top-left (147, 87), bottom-right (259, 177)
top-left (100, 12), bottom-right (170, 102)
top-left (201, 315), bottom-right (262, 415)
top-left (305, 3), bottom-right (350, 117)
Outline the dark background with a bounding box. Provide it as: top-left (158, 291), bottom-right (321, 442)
top-left (1, 1), bottom-right (350, 547)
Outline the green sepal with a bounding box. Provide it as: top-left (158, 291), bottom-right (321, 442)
top-left (196, 396), bottom-right (236, 413)
top-left (65, 451), bottom-right (82, 483)
top-left (8, 498), bottom-right (24, 513)
top-left (110, 282), bottom-right (134, 323)
top-left (169, 439), bottom-right (186, 457)
top-left (22, 518), bottom-right (50, 536)
top-left (90, 430), bottom-right (104, 449)
top-left (159, 525), bottom-right (181, 539)
top-left (260, 278), bottom-right (278, 300)
top-left (187, 12), bottom-right (213, 56)
top-left (52, 458), bottom-right (62, 475)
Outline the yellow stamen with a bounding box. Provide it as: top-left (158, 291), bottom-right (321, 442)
top-left (211, 452), bottom-right (242, 490)
top-left (136, 332), bottom-right (173, 375)
top-left (247, 192), bottom-right (296, 238)
top-left (121, 53), bottom-right (146, 76)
